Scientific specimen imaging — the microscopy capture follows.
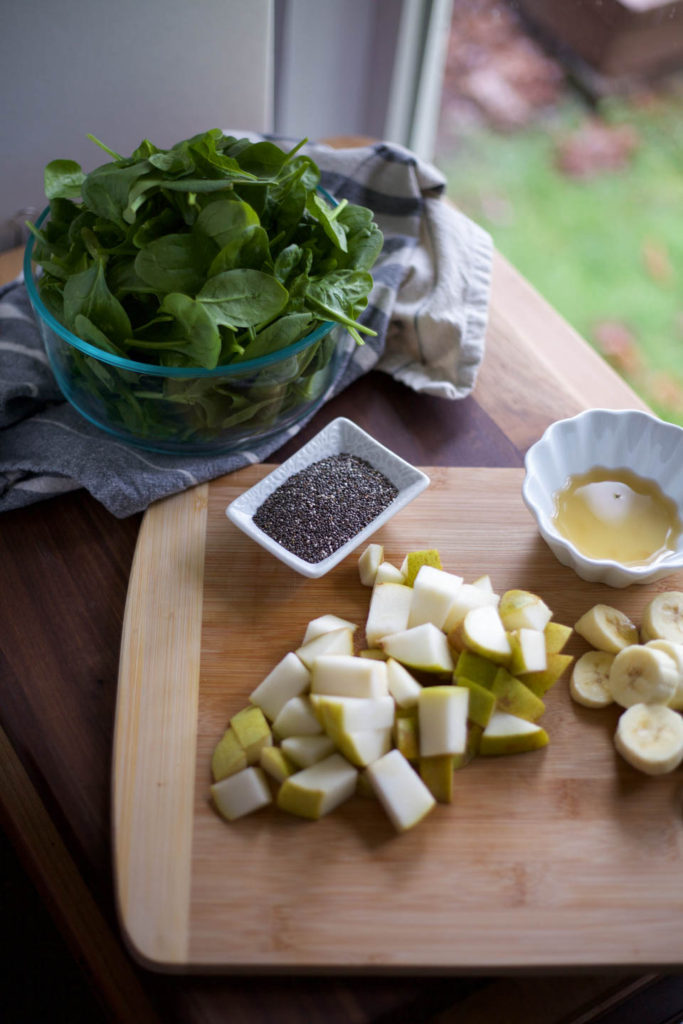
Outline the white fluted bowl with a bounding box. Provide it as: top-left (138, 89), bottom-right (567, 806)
top-left (522, 409), bottom-right (683, 588)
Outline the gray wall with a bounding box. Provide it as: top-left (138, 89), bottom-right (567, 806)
top-left (0, 0), bottom-right (273, 228)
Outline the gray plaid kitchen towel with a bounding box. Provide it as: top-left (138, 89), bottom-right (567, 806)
top-left (0, 138), bottom-right (492, 517)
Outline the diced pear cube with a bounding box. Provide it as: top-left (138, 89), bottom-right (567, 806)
top-left (374, 561), bottom-right (405, 585)
top-left (249, 651), bottom-right (311, 721)
top-left (490, 667), bottom-right (545, 721)
top-left (418, 685), bottom-right (469, 757)
top-left (211, 767), bottom-right (272, 821)
top-left (311, 694), bottom-right (396, 732)
top-left (508, 628), bottom-right (547, 675)
top-left (443, 583), bottom-right (500, 633)
top-left (365, 582), bottom-right (412, 647)
top-left (281, 734), bottom-right (336, 767)
top-left (311, 655), bottom-right (389, 698)
top-left (365, 749), bottom-right (436, 832)
top-left (400, 549), bottom-right (442, 586)
top-left (522, 653), bottom-right (574, 696)
top-left (479, 711), bottom-right (549, 756)
top-left (454, 649), bottom-right (499, 688)
top-left (296, 627), bottom-right (354, 669)
top-left (331, 726), bottom-right (393, 767)
top-left (230, 706), bottom-right (272, 764)
top-left (302, 614), bottom-right (357, 645)
top-left (459, 605), bottom-right (512, 665)
top-left (211, 726), bottom-right (248, 782)
top-left (276, 753), bottom-right (357, 819)
top-left (358, 543), bottom-right (384, 586)
top-left (260, 745), bottom-right (298, 783)
top-left (381, 623), bottom-right (454, 676)
top-left (454, 722), bottom-right (483, 769)
top-left (419, 755), bottom-right (455, 803)
top-left (455, 677), bottom-right (496, 728)
top-left (407, 565), bottom-right (464, 630)
top-left (386, 657), bottom-right (422, 708)
top-left (471, 574), bottom-right (497, 595)
top-left (544, 621), bottom-right (573, 654)
top-left (272, 696), bottom-right (322, 739)
top-left (499, 590), bottom-right (552, 632)
top-left (393, 711), bottom-right (419, 761)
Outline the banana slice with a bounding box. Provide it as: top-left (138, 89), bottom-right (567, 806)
top-left (608, 645), bottom-right (678, 708)
top-left (641, 591), bottom-right (683, 644)
top-left (645, 639), bottom-right (683, 710)
top-left (574, 604), bottom-right (639, 653)
top-left (614, 703), bottom-right (683, 775)
top-left (569, 651), bottom-right (615, 708)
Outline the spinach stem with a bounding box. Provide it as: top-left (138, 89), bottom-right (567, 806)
top-left (87, 134), bottom-right (124, 161)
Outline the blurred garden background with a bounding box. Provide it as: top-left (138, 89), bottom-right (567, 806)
top-left (434, 0), bottom-right (683, 425)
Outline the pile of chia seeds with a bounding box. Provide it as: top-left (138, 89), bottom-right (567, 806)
top-left (253, 453), bottom-right (399, 563)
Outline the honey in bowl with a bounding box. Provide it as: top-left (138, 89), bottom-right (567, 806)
top-left (552, 467), bottom-right (681, 566)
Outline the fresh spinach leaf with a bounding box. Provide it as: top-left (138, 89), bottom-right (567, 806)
top-left (81, 160), bottom-right (150, 225)
top-left (44, 160), bottom-right (86, 201)
top-left (74, 313), bottom-right (127, 355)
top-left (273, 244), bottom-right (303, 285)
top-left (208, 225), bottom-right (270, 276)
top-left (155, 292), bottom-right (222, 369)
top-left (234, 312), bottom-right (315, 362)
top-left (305, 192), bottom-right (348, 252)
top-left (197, 268), bottom-right (288, 328)
top-left (63, 259), bottom-right (132, 344)
top-left (305, 270), bottom-right (377, 344)
top-left (132, 207), bottom-right (182, 248)
top-left (235, 140), bottom-right (290, 179)
top-left (195, 198), bottom-right (259, 248)
top-left (336, 204), bottom-right (384, 271)
top-left (134, 232), bottom-right (215, 294)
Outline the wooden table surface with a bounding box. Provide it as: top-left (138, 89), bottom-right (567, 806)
top-left (2, 236), bottom-right (675, 1022)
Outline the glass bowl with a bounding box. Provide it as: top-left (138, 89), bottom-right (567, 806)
top-left (522, 408), bottom-right (683, 588)
top-left (24, 210), bottom-right (343, 456)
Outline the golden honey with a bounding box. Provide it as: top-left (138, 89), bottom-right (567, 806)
top-left (552, 467), bottom-right (680, 565)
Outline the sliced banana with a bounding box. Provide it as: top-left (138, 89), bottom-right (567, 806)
top-left (641, 591), bottom-right (683, 644)
top-left (574, 604), bottom-right (639, 653)
top-left (614, 703), bottom-right (683, 775)
top-left (645, 639), bottom-right (683, 710)
top-left (608, 645), bottom-right (678, 708)
top-left (569, 651), bottom-right (615, 708)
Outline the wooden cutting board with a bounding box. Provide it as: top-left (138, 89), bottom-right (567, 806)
top-left (113, 466), bottom-right (683, 972)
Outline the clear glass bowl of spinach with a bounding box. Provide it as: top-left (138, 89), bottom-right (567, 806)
top-left (24, 131), bottom-right (383, 455)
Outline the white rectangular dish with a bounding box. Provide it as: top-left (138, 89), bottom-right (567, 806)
top-left (225, 417), bottom-right (430, 577)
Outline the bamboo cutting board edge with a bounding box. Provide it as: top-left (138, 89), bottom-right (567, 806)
top-left (113, 466), bottom-right (683, 972)
top-left (113, 483), bottom-right (209, 968)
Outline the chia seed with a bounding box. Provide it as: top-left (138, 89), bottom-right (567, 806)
top-left (253, 453), bottom-right (399, 563)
